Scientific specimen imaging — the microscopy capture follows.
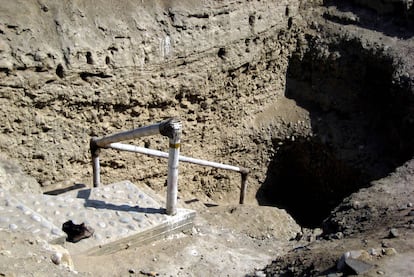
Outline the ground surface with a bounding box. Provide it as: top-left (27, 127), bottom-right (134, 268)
top-left (1, 0), bottom-right (414, 276)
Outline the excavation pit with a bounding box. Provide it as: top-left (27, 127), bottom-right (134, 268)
top-left (257, 38), bottom-right (414, 228)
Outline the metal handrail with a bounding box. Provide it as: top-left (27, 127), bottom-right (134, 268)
top-left (90, 118), bottom-right (249, 215)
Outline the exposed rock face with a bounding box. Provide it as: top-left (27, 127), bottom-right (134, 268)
top-left (0, 153), bottom-right (41, 193)
top-left (0, 0), bottom-right (303, 200)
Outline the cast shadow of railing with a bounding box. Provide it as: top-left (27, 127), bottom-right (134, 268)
top-left (76, 189), bottom-right (166, 215)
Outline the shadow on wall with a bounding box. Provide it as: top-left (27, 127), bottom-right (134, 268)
top-left (257, 38), bottom-right (414, 228)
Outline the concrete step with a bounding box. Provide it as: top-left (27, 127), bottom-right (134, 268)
top-left (0, 188), bottom-right (66, 244)
top-left (0, 181), bottom-right (195, 255)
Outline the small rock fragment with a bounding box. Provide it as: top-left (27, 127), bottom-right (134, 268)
top-left (255, 270), bottom-right (266, 277)
top-left (50, 244), bottom-right (74, 270)
top-left (337, 250), bottom-right (371, 271)
top-left (388, 228), bottom-right (399, 238)
top-left (352, 200), bottom-right (362, 209)
top-left (333, 232), bottom-right (344, 239)
top-left (139, 270), bottom-right (158, 276)
top-left (345, 258), bottom-right (374, 275)
top-left (382, 248), bottom-right (397, 256)
top-left (368, 248), bottom-right (380, 256)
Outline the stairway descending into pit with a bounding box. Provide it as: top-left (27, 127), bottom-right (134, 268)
top-left (0, 180), bottom-right (195, 255)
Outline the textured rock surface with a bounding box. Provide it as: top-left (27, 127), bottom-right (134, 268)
top-left (0, 153), bottom-right (41, 193)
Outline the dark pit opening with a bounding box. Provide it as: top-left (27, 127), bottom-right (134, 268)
top-left (257, 38), bottom-right (414, 228)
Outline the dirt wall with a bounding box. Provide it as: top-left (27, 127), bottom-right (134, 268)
top-left (0, 0), bottom-right (304, 202)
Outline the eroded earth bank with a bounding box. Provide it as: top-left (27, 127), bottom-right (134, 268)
top-left (1, 0), bottom-right (414, 276)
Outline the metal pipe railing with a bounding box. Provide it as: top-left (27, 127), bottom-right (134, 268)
top-left (93, 118), bottom-right (180, 147)
top-left (90, 118), bottom-right (249, 215)
top-left (107, 143), bottom-right (248, 174)
top-left (107, 142), bottom-right (250, 206)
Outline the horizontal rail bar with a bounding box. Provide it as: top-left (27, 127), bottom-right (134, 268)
top-left (94, 118), bottom-right (180, 147)
top-left (107, 142), bottom-right (249, 174)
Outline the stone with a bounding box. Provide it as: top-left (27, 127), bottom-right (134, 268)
top-left (254, 270), bottom-right (266, 277)
top-left (388, 228), bottom-right (399, 238)
top-left (344, 258), bottom-right (374, 275)
top-left (119, 217), bottom-right (131, 224)
top-left (352, 200), bottom-right (363, 209)
top-left (0, 154), bottom-right (42, 194)
top-left (368, 248), bottom-right (380, 256)
top-left (382, 248), bottom-right (397, 256)
top-left (333, 232), bottom-right (344, 239)
top-left (49, 244), bottom-right (74, 270)
top-left (337, 250), bottom-right (372, 271)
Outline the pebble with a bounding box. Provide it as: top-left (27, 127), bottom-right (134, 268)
top-left (119, 217), bottom-right (131, 223)
top-left (352, 200), bottom-right (362, 209)
top-left (382, 248), bottom-right (397, 256)
top-left (9, 223), bottom-right (18, 230)
top-left (133, 215), bottom-right (143, 222)
top-left (127, 224), bottom-right (137, 231)
top-left (30, 214), bottom-right (42, 222)
top-left (333, 232), bottom-right (344, 239)
top-left (344, 258), bottom-right (374, 275)
top-left (51, 228), bottom-right (61, 235)
top-left (388, 228), bottom-right (399, 238)
top-left (368, 248), bottom-right (379, 256)
top-left (381, 241), bottom-right (391, 248)
top-left (50, 244), bottom-right (74, 270)
top-left (254, 270), bottom-right (266, 277)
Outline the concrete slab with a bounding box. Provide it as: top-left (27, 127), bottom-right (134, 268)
top-left (0, 189), bottom-right (66, 244)
top-left (1, 181), bottom-right (195, 255)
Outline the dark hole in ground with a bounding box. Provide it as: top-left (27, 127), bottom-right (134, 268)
top-left (257, 38), bottom-right (414, 228)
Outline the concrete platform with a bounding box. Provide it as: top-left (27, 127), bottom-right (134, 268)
top-left (0, 181), bottom-right (195, 255)
top-left (0, 188), bottom-right (66, 244)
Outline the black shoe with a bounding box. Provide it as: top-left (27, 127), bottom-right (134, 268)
top-left (62, 220), bottom-right (94, 243)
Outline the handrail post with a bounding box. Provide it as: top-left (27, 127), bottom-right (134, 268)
top-left (160, 118), bottom-right (182, 215)
top-left (90, 137), bottom-right (101, 187)
top-left (239, 168), bottom-right (249, 204)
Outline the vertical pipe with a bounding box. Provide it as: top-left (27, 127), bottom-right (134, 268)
top-left (92, 155), bottom-right (101, 187)
top-left (163, 119), bottom-right (182, 215)
top-left (239, 170), bottom-right (249, 204)
top-left (90, 138), bottom-right (101, 187)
